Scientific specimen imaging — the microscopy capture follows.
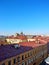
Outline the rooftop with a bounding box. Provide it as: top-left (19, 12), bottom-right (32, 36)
top-left (0, 44), bottom-right (33, 62)
top-left (0, 41), bottom-right (47, 62)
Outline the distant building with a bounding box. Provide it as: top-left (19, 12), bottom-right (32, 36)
top-left (6, 35), bottom-right (27, 44)
top-left (27, 38), bottom-right (36, 42)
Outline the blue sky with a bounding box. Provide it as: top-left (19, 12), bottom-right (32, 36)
top-left (0, 0), bottom-right (49, 35)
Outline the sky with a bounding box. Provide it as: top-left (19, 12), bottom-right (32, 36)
top-left (0, 0), bottom-right (49, 35)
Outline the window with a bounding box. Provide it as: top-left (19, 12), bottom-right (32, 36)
top-left (25, 62), bottom-right (27, 65)
top-left (44, 50), bottom-right (47, 53)
top-left (33, 63), bottom-right (36, 65)
top-left (27, 61), bottom-right (29, 65)
top-left (31, 58), bottom-right (33, 62)
top-left (33, 56), bottom-right (35, 60)
top-left (25, 54), bottom-right (27, 58)
top-left (30, 52), bottom-right (32, 56)
top-left (2, 63), bottom-right (5, 65)
top-left (22, 55), bottom-right (24, 60)
top-left (8, 60), bottom-right (11, 65)
top-left (36, 54), bottom-right (39, 59)
top-left (28, 53), bottom-right (30, 57)
top-left (22, 62), bottom-right (25, 65)
top-left (25, 61), bottom-right (28, 65)
top-left (28, 59), bottom-right (31, 64)
top-left (17, 56), bottom-right (20, 62)
top-left (13, 59), bottom-right (16, 64)
top-left (41, 51), bottom-right (43, 55)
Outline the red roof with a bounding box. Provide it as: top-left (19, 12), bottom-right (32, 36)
top-left (20, 41), bottom-right (46, 48)
top-left (32, 36), bottom-right (44, 40)
top-left (32, 36), bottom-right (48, 44)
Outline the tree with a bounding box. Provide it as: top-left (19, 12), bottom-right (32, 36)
top-left (16, 33), bottom-right (19, 36)
top-left (20, 32), bottom-right (24, 35)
